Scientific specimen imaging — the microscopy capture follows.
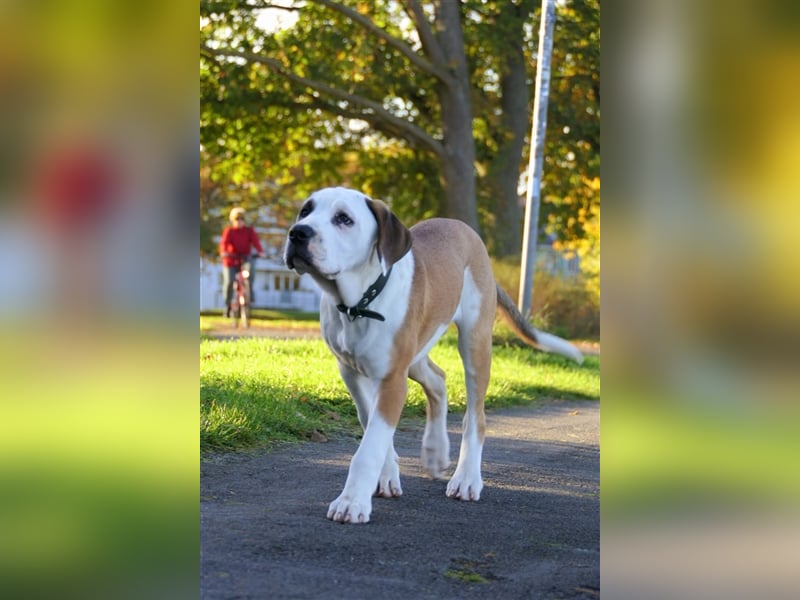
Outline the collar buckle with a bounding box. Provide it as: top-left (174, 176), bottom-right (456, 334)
top-left (336, 266), bottom-right (393, 322)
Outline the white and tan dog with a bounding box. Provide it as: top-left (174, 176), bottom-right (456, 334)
top-left (284, 187), bottom-right (583, 524)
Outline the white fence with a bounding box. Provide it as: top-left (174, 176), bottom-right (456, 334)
top-left (200, 258), bottom-right (321, 312)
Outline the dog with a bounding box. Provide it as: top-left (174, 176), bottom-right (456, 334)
top-left (284, 187), bottom-right (583, 523)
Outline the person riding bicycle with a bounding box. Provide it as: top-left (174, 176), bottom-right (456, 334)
top-left (220, 207), bottom-right (264, 317)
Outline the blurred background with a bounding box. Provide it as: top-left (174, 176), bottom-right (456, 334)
top-left (603, 0), bottom-right (800, 597)
top-left (1, 0), bottom-right (799, 597)
top-left (0, 1), bottom-right (198, 598)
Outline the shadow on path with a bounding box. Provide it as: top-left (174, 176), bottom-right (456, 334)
top-left (201, 400), bottom-right (599, 599)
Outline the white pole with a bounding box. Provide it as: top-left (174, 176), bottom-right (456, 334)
top-left (519, 0), bottom-right (556, 317)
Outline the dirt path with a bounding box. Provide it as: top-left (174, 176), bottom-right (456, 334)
top-left (201, 400), bottom-right (599, 599)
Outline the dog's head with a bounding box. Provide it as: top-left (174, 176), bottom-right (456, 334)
top-left (283, 187), bottom-right (412, 279)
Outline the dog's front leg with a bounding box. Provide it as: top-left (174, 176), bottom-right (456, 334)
top-left (336, 363), bottom-right (402, 502)
top-left (328, 374), bottom-right (407, 524)
top-left (376, 444), bottom-right (402, 499)
top-left (327, 416), bottom-right (394, 523)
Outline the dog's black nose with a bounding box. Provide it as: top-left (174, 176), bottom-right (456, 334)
top-left (288, 224), bottom-right (313, 244)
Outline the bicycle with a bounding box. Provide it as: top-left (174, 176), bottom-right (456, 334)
top-left (228, 254), bottom-right (257, 328)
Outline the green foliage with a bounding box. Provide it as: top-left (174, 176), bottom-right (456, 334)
top-left (200, 0), bottom-right (599, 264)
top-left (543, 0), bottom-right (600, 239)
top-left (492, 257), bottom-right (600, 340)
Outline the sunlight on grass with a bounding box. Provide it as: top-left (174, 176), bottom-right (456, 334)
top-left (200, 333), bottom-right (599, 451)
top-left (201, 338), bottom-right (358, 450)
top-left (200, 310), bottom-right (321, 334)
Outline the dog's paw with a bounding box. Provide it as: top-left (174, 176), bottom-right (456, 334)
top-left (375, 456), bottom-right (403, 498)
top-left (421, 444), bottom-right (450, 480)
top-left (327, 494), bottom-right (372, 524)
top-left (446, 469), bottom-right (483, 501)
top-left (421, 431), bottom-right (450, 479)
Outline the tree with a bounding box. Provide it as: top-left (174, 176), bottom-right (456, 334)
top-left (200, 0), bottom-right (599, 261)
top-left (467, 0), bottom-right (535, 257)
top-left (542, 0), bottom-right (599, 261)
top-left (202, 0), bottom-right (479, 230)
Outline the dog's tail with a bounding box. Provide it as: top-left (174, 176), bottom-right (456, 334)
top-left (495, 284), bottom-right (584, 364)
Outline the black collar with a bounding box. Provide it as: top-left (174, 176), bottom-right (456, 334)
top-left (337, 266), bottom-right (393, 322)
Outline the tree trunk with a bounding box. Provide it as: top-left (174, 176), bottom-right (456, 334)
top-left (488, 43), bottom-right (529, 257)
top-left (485, 2), bottom-right (530, 258)
top-left (434, 1), bottom-right (479, 233)
top-left (438, 93), bottom-right (478, 230)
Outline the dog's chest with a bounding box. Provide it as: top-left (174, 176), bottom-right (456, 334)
top-left (323, 317), bottom-right (396, 379)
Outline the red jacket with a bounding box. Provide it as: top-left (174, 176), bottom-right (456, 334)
top-left (219, 226), bottom-right (263, 267)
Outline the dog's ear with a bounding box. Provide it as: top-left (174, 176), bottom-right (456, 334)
top-left (365, 197), bottom-right (413, 272)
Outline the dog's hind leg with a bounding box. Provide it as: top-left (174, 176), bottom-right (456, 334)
top-left (409, 356), bottom-right (450, 479)
top-left (446, 324), bottom-right (491, 501)
top-left (447, 269), bottom-right (494, 501)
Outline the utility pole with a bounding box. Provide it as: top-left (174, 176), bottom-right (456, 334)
top-left (519, 0), bottom-right (556, 317)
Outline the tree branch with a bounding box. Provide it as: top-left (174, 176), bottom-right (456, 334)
top-left (202, 44), bottom-right (444, 158)
top-left (314, 0), bottom-right (451, 83)
top-left (303, 96), bottom-right (436, 146)
top-left (402, 0), bottom-right (446, 68)
top-left (211, 0), bottom-right (300, 12)
top-left (250, 1), bottom-right (298, 11)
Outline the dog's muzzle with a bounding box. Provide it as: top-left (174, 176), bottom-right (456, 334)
top-left (284, 224), bottom-right (315, 273)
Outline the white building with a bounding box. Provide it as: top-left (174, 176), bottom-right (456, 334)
top-left (200, 257), bottom-right (321, 312)
top-left (202, 203), bottom-right (323, 312)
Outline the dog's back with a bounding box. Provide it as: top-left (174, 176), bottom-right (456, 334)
top-left (411, 218), bottom-right (584, 365)
top-left (409, 218), bottom-right (496, 298)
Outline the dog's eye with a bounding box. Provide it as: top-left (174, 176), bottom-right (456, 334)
top-left (298, 201), bottom-right (314, 219)
top-left (333, 212), bottom-right (353, 227)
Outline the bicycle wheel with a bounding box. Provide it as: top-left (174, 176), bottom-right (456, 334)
top-left (239, 280), bottom-right (250, 328)
top-left (230, 284), bottom-right (240, 327)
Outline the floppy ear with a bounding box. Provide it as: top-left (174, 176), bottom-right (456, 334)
top-left (365, 197), bottom-right (413, 272)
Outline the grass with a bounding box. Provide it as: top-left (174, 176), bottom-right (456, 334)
top-left (200, 309), bottom-right (320, 335)
top-left (443, 568), bottom-right (489, 584)
top-left (200, 324), bottom-right (599, 452)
